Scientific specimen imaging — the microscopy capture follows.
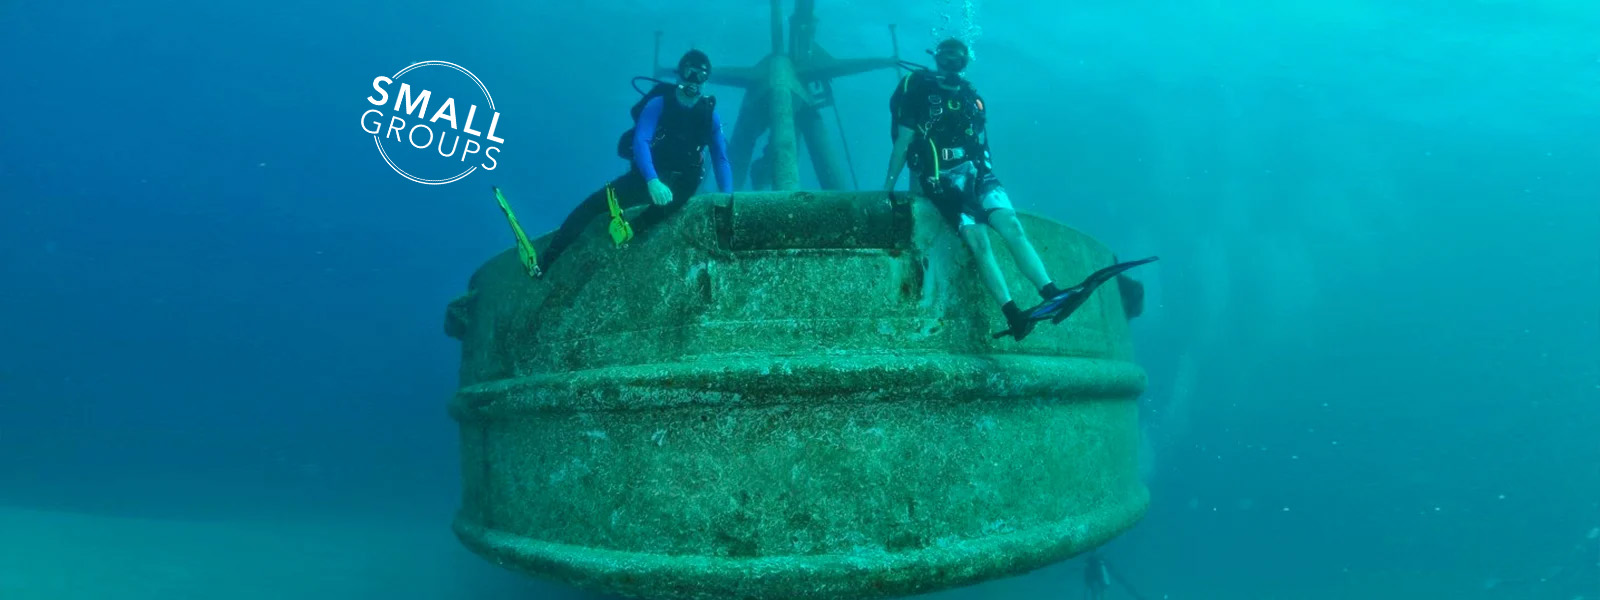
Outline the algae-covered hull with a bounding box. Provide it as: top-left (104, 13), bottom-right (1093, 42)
top-left (444, 191), bottom-right (1148, 600)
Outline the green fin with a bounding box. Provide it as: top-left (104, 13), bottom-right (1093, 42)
top-left (492, 186), bottom-right (540, 278)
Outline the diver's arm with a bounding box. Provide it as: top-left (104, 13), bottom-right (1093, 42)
top-left (884, 126), bottom-right (915, 190)
top-left (632, 98), bottom-right (664, 181)
top-left (709, 111), bottom-right (734, 192)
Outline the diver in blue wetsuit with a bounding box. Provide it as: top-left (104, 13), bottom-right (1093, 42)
top-left (537, 49), bottom-right (734, 275)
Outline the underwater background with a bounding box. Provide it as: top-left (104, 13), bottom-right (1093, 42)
top-left (1, 0), bottom-right (1597, 598)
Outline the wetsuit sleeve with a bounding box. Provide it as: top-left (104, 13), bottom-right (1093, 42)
top-left (709, 111), bottom-right (733, 192)
top-left (633, 97), bottom-right (664, 181)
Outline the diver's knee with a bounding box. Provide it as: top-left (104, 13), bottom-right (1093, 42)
top-left (990, 209), bottom-right (1024, 238)
top-left (959, 224), bottom-right (990, 250)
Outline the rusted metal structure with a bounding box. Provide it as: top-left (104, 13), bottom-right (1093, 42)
top-left (650, 0), bottom-right (903, 191)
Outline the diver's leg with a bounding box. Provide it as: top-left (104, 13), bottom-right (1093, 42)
top-left (611, 170), bottom-right (654, 210)
top-left (982, 182), bottom-right (1060, 298)
top-left (539, 173), bottom-right (630, 271)
top-left (921, 175), bottom-right (1032, 339)
top-left (916, 172), bottom-right (1012, 303)
top-left (965, 219), bottom-right (1037, 339)
top-left (989, 206), bottom-right (1055, 291)
top-left (960, 220), bottom-right (1010, 305)
top-left (911, 171), bottom-right (967, 233)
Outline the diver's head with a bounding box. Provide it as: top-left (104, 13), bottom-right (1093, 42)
top-left (932, 38), bottom-right (970, 75)
top-left (677, 49), bottom-right (712, 98)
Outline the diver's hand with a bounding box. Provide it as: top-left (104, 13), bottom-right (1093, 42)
top-left (647, 178), bottom-right (673, 206)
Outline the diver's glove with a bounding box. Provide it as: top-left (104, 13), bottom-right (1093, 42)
top-left (646, 178), bottom-right (674, 206)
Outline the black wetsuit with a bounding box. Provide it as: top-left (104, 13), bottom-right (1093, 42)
top-left (890, 70), bottom-right (1001, 228)
top-left (1085, 553), bottom-right (1110, 600)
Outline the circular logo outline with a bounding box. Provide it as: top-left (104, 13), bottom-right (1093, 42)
top-left (374, 61), bottom-right (498, 186)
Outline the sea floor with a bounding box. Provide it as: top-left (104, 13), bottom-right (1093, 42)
top-left (0, 498), bottom-right (1569, 600)
top-left (0, 504), bottom-right (565, 600)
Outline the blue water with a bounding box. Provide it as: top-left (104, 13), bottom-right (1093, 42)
top-left (2, 1), bottom-right (1597, 598)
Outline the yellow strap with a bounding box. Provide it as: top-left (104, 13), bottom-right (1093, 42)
top-left (492, 186), bottom-right (540, 278)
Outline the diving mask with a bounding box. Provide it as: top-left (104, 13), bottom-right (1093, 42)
top-left (931, 38), bottom-right (970, 73)
top-left (679, 66), bottom-right (709, 97)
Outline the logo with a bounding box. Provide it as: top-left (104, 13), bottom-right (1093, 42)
top-left (360, 61), bottom-right (504, 185)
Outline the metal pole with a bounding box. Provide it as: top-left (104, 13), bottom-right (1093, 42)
top-left (797, 106), bottom-right (846, 189)
top-left (726, 92), bottom-right (768, 190)
top-left (653, 31), bottom-right (663, 76)
top-left (889, 24), bottom-right (903, 75)
top-left (830, 94), bottom-right (860, 189)
top-left (768, 56), bottom-right (801, 190)
top-left (770, 0), bottom-right (784, 56)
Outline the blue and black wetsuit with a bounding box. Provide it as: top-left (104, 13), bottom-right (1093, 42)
top-left (539, 92), bottom-right (732, 272)
top-left (631, 96), bottom-right (733, 191)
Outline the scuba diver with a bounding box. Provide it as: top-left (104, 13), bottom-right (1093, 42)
top-left (1084, 551), bottom-right (1111, 600)
top-left (884, 38), bottom-right (1069, 341)
top-left (886, 38), bottom-right (1156, 339)
top-left (1081, 550), bottom-right (1153, 600)
top-left (533, 49), bottom-right (734, 276)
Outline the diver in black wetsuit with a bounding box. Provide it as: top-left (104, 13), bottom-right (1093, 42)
top-left (886, 39), bottom-right (1155, 341)
top-left (884, 38), bottom-right (1068, 341)
top-left (1084, 551), bottom-right (1111, 600)
top-left (1078, 551), bottom-right (1153, 600)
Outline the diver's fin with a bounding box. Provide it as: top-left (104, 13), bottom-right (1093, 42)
top-left (1046, 256), bottom-right (1159, 325)
top-left (990, 301), bottom-right (1041, 340)
top-left (991, 285), bottom-right (1088, 338)
top-left (987, 256), bottom-right (1160, 339)
top-left (493, 186), bottom-right (542, 279)
top-left (1043, 288), bottom-right (1090, 325)
top-left (605, 185), bottom-right (634, 247)
top-left (992, 324), bottom-right (1036, 341)
top-left (987, 291), bottom-right (1077, 339)
top-left (1082, 256), bottom-right (1158, 291)
top-left (991, 322), bottom-right (1041, 340)
top-left (1029, 289), bottom-right (1077, 321)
